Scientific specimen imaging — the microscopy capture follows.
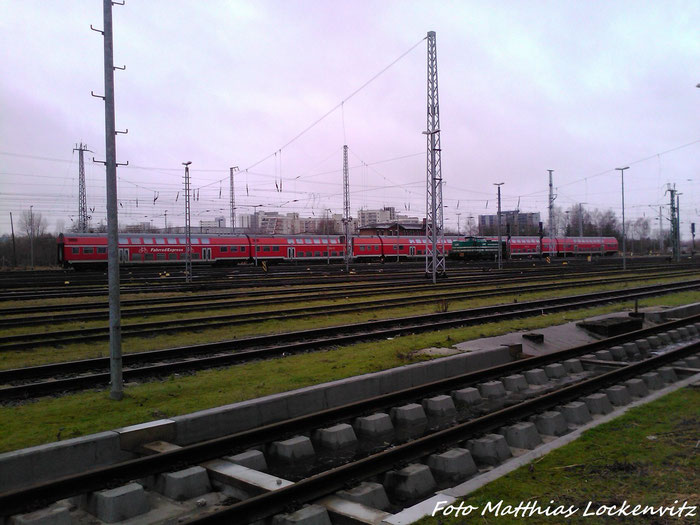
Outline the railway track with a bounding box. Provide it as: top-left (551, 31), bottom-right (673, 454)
top-left (1, 266), bottom-right (696, 328)
top-left (1, 271), bottom-right (697, 349)
top-left (1, 258), bottom-right (693, 301)
top-left (1, 280), bottom-right (698, 400)
top-left (1, 314), bottom-right (697, 523)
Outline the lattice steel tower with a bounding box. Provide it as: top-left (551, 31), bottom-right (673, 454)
top-left (230, 166), bottom-right (238, 234)
top-left (342, 145), bottom-right (352, 271)
top-left (183, 162), bottom-right (193, 282)
top-left (74, 142), bottom-right (89, 232)
top-left (425, 31), bottom-right (445, 283)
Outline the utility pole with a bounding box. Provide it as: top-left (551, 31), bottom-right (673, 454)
top-left (230, 166), bottom-right (238, 234)
top-left (616, 167), bottom-right (629, 270)
top-left (342, 145), bottom-right (351, 272)
top-left (424, 31), bottom-right (445, 283)
top-left (578, 203), bottom-right (585, 237)
top-left (659, 206), bottom-right (663, 254)
top-left (677, 193), bottom-right (682, 261)
top-left (164, 210), bottom-right (168, 232)
top-left (456, 212), bottom-right (461, 236)
top-left (74, 142), bottom-right (90, 232)
top-left (183, 162), bottom-right (192, 282)
top-left (9, 212), bottom-right (17, 267)
top-left (667, 184), bottom-right (678, 262)
top-left (93, 0), bottom-right (126, 400)
top-left (494, 183), bottom-right (504, 269)
top-left (29, 206), bottom-right (34, 269)
top-left (548, 169), bottom-right (555, 257)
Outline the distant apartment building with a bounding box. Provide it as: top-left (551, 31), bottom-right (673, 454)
top-left (478, 211), bottom-right (540, 236)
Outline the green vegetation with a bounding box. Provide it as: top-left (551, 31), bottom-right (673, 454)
top-left (0, 276), bottom-right (696, 370)
top-left (416, 386), bottom-right (699, 525)
top-left (0, 291), bottom-right (698, 453)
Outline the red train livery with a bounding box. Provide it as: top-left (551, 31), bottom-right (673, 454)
top-left (58, 233), bottom-right (618, 268)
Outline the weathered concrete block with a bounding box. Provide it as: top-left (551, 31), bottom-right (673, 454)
top-left (623, 378), bottom-right (649, 398)
top-left (336, 481), bottom-right (391, 511)
top-left (658, 366), bottom-right (678, 383)
top-left (524, 369), bottom-right (548, 385)
top-left (534, 411), bottom-right (568, 436)
top-left (562, 359), bottom-right (584, 374)
top-left (353, 413), bottom-right (393, 439)
top-left (684, 355), bottom-right (700, 368)
top-left (317, 495), bottom-right (391, 525)
top-left (677, 327), bottom-right (690, 340)
top-left (502, 374), bottom-right (529, 392)
top-left (466, 434), bottom-right (512, 466)
top-left (686, 325), bottom-right (699, 337)
top-left (658, 332), bottom-right (672, 345)
top-left (8, 507), bottom-right (71, 525)
top-left (87, 483), bottom-right (149, 523)
top-left (634, 339), bottom-right (651, 357)
top-left (559, 401), bottom-right (592, 425)
top-left (272, 504), bottom-right (332, 525)
top-left (115, 419), bottom-right (175, 451)
top-left (269, 436), bottom-right (315, 464)
top-left (594, 350), bottom-right (613, 361)
top-left (422, 395), bottom-right (457, 418)
top-left (579, 354), bottom-right (598, 371)
top-left (226, 449), bottom-right (268, 472)
top-left (155, 466), bottom-right (211, 501)
top-left (384, 463), bottom-right (436, 501)
top-left (544, 363), bottom-right (567, 379)
top-left (604, 385), bottom-right (632, 406)
top-left (610, 345), bottom-right (627, 361)
top-left (646, 335), bottom-right (662, 349)
top-left (390, 404), bottom-right (427, 426)
top-left (452, 387), bottom-right (481, 405)
top-left (695, 322), bottom-right (700, 333)
top-left (641, 372), bottom-right (665, 390)
top-left (478, 381), bottom-right (507, 398)
top-left (583, 393), bottom-right (614, 414)
top-left (427, 448), bottom-right (477, 482)
top-left (314, 423), bottom-right (358, 451)
top-left (500, 422), bottom-right (542, 449)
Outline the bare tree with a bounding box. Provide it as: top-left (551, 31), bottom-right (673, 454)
top-left (18, 209), bottom-right (48, 238)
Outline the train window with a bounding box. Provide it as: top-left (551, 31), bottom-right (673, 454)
top-left (314, 251), bottom-right (320, 256)
top-left (72, 247), bottom-right (80, 254)
top-left (129, 237), bottom-right (141, 244)
top-left (178, 237), bottom-right (186, 244)
top-left (263, 246), bottom-right (271, 252)
top-left (83, 247), bottom-right (94, 254)
top-left (220, 246), bottom-right (228, 252)
top-left (313, 239), bottom-right (321, 244)
top-left (192, 253), bottom-right (200, 259)
top-left (131, 253), bottom-right (140, 261)
top-left (168, 253), bottom-right (177, 260)
top-left (145, 253), bottom-right (155, 261)
top-left (231, 246), bottom-right (238, 252)
top-left (97, 247), bottom-right (106, 254)
top-left (166, 237), bottom-right (176, 244)
top-left (322, 239), bottom-right (328, 244)
top-left (330, 238), bottom-right (337, 244)
top-left (255, 246), bottom-right (261, 252)
top-left (156, 253), bottom-right (166, 260)
top-left (119, 237), bottom-right (127, 244)
top-left (155, 238), bottom-right (166, 245)
top-left (201, 238), bottom-right (210, 244)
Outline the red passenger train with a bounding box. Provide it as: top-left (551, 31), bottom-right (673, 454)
top-left (57, 233), bottom-right (618, 269)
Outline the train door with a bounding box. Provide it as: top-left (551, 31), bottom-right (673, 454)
top-left (410, 246), bottom-right (416, 257)
top-left (119, 248), bottom-right (129, 263)
top-left (202, 248), bottom-right (212, 261)
top-left (287, 247), bottom-right (295, 260)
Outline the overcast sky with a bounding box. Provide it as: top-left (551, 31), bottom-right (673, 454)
top-left (1, 0), bottom-right (698, 237)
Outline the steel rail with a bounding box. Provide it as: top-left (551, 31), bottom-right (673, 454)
top-left (1, 323), bottom-right (696, 518)
top-left (0, 271), bottom-right (695, 350)
top-left (1, 281), bottom-right (698, 400)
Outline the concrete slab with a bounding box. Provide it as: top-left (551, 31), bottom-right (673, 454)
top-left (533, 411), bottom-right (568, 436)
top-left (154, 466), bottom-right (211, 501)
top-left (269, 436), bottom-right (315, 464)
top-left (139, 440), bottom-right (182, 455)
top-left (336, 482), bottom-right (391, 511)
top-left (384, 464), bottom-right (436, 501)
top-left (500, 422), bottom-right (542, 449)
top-left (8, 507), bottom-right (71, 525)
top-left (451, 387), bottom-right (481, 405)
top-left (466, 434), bottom-right (511, 466)
top-left (225, 449), bottom-right (268, 472)
top-left (390, 404), bottom-right (427, 427)
top-left (559, 401), bottom-right (592, 425)
top-left (86, 483), bottom-right (149, 523)
top-left (543, 363), bottom-right (567, 379)
top-left (583, 393), bottom-right (614, 414)
top-left (317, 495), bottom-right (391, 525)
top-left (204, 459), bottom-right (292, 497)
top-left (427, 448), bottom-right (477, 482)
top-left (314, 423), bottom-right (358, 451)
top-left (421, 395), bottom-right (456, 418)
top-left (353, 413), bottom-right (394, 440)
top-left (272, 504), bottom-right (332, 525)
top-left (502, 374), bottom-right (529, 392)
top-left (523, 369), bottom-right (548, 385)
top-left (477, 381), bottom-right (506, 398)
top-left (114, 419), bottom-right (175, 451)
top-left (604, 385), bottom-right (632, 406)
